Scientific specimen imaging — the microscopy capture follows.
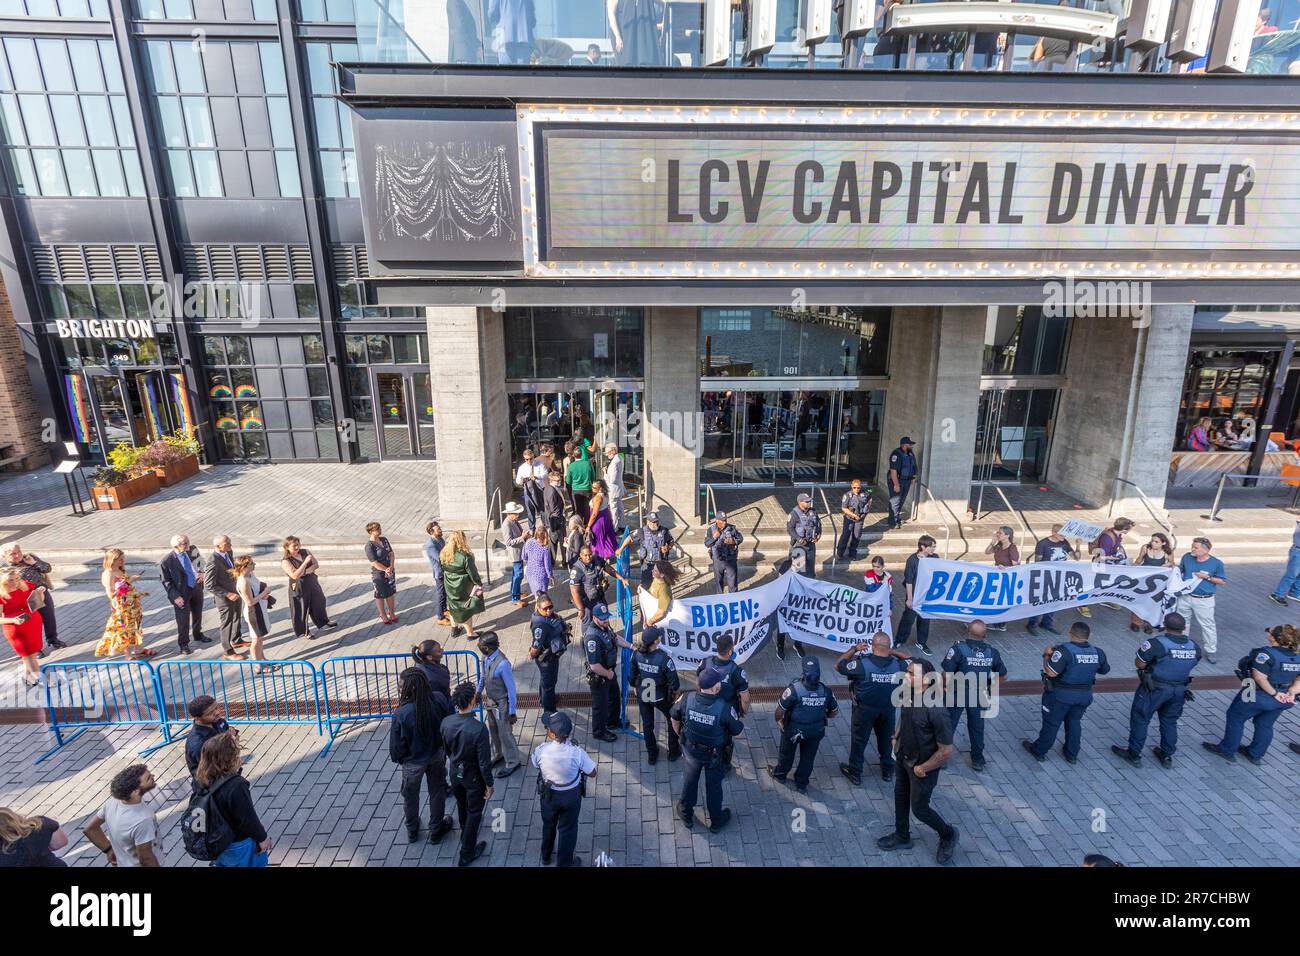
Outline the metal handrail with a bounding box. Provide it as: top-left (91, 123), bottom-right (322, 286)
top-left (483, 485), bottom-right (502, 585)
top-left (1204, 471), bottom-right (1300, 523)
top-left (910, 479), bottom-right (964, 559)
top-left (990, 485), bottom-right (1032, 542)
top-left (815, 484), bottom-right (839, 576)
top-left (704, 483), bottom-right (718, 522)
top-left (1110, 477), bottom-right (1177, 548)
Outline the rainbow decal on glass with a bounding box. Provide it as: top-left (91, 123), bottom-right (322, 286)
top-left (234, 384), bottom-right (258, 398)
top-left (240, 414), bottom-right (264, 431)
top-left (64, 375), bottom-right (91, 443)
top-left (215, 415), bottom-right (239, 430)
top-left (170, 373), bottom-right (195, 433)
top-left (209, 383), bottom-right (233, 398)
top-left (139, 374), bottom-right (164, 440)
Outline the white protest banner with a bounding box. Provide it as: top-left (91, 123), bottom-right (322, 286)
top-left (638, 573), bottom-right (788, 669)
top-left (1058, 518), bottom-right (1105, 542)
top-left (777, 574), bottom-right (893, 651)
top-left (912, 558), bottom-right (1197, 626)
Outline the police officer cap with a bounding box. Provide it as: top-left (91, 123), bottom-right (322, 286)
top-left (796, 493), bottom-right (812, 504)
top-left (643, 624), bottom-right (664, 644)
top-left (800, 656), bottom-right (821, 682)
top-left (547, 711), bottom-right (574, 738)
top-left (477, 631), bottom-right (500, 654)
top-left (698, 668), bottom-right (723, 690)
top-left (900, 436), bottom-right (914, 446)
top-left (591, 602), bottom-right (611, 621)
top-left (645, 511), bottom-right (660, 523)
top-left (714, 511), bottom-right (727, 521)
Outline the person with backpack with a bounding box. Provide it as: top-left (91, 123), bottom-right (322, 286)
top-left (390, 667), bottom-right (454, 844)
top-left (184, 731), bottom-right (271, 867)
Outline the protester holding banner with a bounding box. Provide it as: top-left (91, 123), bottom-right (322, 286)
top-left (837, 633), bottom-right (909, 786)
top-left (1025, 524), bottom-right (1076, 636)
top-left (894, 536), bottom-right (937, 656)
top-left (642, 560), bottom-right (678, 628)
top-left (862, 556), bottom-right (893, 595)
top-left (1023, 622), bottom-right (1110, 765)
top-left (982, 528), bottom-right (1019, 631)
top-left (1131, 534), bottom-right (1174, 634)
top-left (769, 656), bottom-right (839, 793)
top-left (878, 658), bottom-right (959, 864)
top-left (942, 620), bottom-right (1007, 772)
top-left (1092, 518), bottom-right (1133, 565)
top-left (672, 668), bottom-right (744, 833)
top-left (628, 625), bottom-right (681, 764)
top-left (1176, 538), bottom-right (1226, 664)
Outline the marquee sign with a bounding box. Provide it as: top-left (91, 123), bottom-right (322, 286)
top-left (352, 102), bottom-right (1300, 281)
top-left (518, 104), bottom-right (1300, 281)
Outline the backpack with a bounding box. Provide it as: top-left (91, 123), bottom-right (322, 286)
top-left (180, 774), bottom-right (237, 861)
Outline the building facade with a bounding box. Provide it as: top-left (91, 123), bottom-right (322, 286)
top-left (2, 0), bottom-right (1299, 526)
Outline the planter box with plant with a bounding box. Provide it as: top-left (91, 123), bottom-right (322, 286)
top-left (137, 430), bottom-right (202, 487)
top-left (91, 466), bottom-right (160, 510)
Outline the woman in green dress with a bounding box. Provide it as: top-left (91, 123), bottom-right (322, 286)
top-left (440, 530), bottom-right (484, 638)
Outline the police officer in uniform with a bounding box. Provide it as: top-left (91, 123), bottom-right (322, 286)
top-left (836, 478), bottom-right (872, 562)
top-left (768, 656), bottom-right (839, 792)
top-left (671, 668), bottom-right (744, 833)
top-left (619, 511), bottom-right (675, 589)
top-left (1203, 623), bottom-right (1300, 765)
top-left (568, 544), bottom-right (610, 621)
top-left (837, 633), bottom-right (909, 784)
top-left (942, 620), bottom-right (1008, 772)
top-left (440, 681), bottom-right (494, 867)
top-left (1023, 622), bottom-right (1110, 764)
top-left (703, 512), bottom-right (743, 593)
top-left (531, 711), bottom-right (597, 867)
top-left (584, 602), bottom-right (631, 742)
top-left (628, 624), bottom-right (681, 763)
top-left (785, 493), bottom-right (823, 580)
top-left (887, 436), bottom-right (918, 529)
top-left (695, 633), bottom-right (749, 773)
top-left (528, 596), bottom-right (569, 724)
top-left (1112, 611), bottom-right (1201, 768)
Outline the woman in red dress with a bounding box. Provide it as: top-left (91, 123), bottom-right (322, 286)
top-left (1, 568), bottom-right (45, 687)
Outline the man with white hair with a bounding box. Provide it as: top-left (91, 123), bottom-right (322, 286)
top-left (2, 541), bottom-right (65, 655)
top-left (603, 443), bottom-right (626, 534)
top-left (207, 533), bottom-right (245, 658)
top-left (160, 535), bottom-right (211, 655)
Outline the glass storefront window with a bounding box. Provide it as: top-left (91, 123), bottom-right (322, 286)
top-left (1177, 350), bottom-right (1277, 450)
top-left (504, 307), bottom-right (644, 380)
top-left (983, 306), bottom-right (1069, 376)
top-left (701, 307), bottom-right (890, 378)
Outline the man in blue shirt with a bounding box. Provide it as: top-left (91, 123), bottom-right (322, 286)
top-left (476, 632), bottom-right (521, 777)
top-left (423, 520), bottom-right (449, 625)
top-left (1176, 537), bottom-right (1226, 663)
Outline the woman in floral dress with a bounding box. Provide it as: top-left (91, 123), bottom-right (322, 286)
top-left (95, 549), bottom-right (152, 659)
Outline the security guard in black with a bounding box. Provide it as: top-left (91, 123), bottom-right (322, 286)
top-left (837, 633), bottom-right (909, 783)
top-left (528, 598), bottom-right (568, 720)
top-left (671, 668), bottom-right (744, 832)
top-left (629, 624), bottom-right (681, 763)
top-left (769, 656), bottom-right (839, 791)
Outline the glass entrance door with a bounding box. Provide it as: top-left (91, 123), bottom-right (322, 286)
top-left (372, 368), bottom-right (436, 459)
top-left (973, 388), bottom-right (1059, 484)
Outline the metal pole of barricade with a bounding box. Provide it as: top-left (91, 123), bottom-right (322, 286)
top-left (1207, 472), bottom-right (1230, 523)
top-left (614, 529), bottom-right (644, 739)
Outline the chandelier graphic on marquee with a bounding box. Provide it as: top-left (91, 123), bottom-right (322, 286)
top-left (374, 141), bottom-right (517, 243)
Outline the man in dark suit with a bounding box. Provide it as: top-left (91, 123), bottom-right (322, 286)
top-left (160, 534), bottom-right (211, 655)
top-left (207, 534), bottom-right (245, 659)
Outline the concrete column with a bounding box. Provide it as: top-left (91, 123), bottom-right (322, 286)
top-left (1048, 305), bottom-right (1194, 509)
top-left (427, 306), bottom-right (513, 524)
top-left (644, 306), bottom-right (701, 522)
top-left (879, 306), bottom-right (983, 522)
top-left (0, 280), bottom-right (51, 470)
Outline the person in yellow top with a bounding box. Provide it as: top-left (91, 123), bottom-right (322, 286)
top-left (643, 560), bottom-right (679, 628)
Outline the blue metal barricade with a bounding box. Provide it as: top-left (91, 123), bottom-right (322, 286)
top-left (148, 658), bottom-right (323, 756)
top-left (614, 530), bottom-right (643, 738)
top-left (36, 660), bottom-right (167, 764)
top-left (318, 650), bottom-right (481, 757)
